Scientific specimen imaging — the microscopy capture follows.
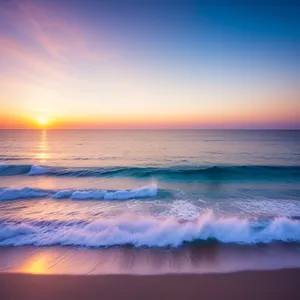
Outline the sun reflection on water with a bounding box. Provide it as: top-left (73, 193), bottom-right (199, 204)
top-left (36, 130), bottom-right (51, 163)
top-left (19, 252), bottom-right (55, 274)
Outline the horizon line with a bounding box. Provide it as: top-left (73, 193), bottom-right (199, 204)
top-left (0, 128), bottom-right (299, 131)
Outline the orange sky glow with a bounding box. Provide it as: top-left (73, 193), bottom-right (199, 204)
top-left (0, 0), bottom-right (299, 129)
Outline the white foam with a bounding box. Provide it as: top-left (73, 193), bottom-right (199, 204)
top-left (52, 190), bottom-right (73, 199)
top-left (0, 187), bottom-right (49, 201)
top-left (54, 185), bottom-right (158, 200)
top-left (0, 185), bottom-right (158, 201)
top-left (233, 199), bottom-right (300, 217)
top-left (71, 190), bottom-right (107, 200)
top-left (161, 200), bottom-right (203, 220)
top-left (0, 223), bottom-right (36, 239)
top-left (28, 165), bottom-right (48, 175)
top-left (104, 185), bottom-right (158, 200)
top-left (0, 212), bottom-right (300, 247)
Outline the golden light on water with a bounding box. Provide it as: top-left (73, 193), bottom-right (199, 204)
top-left (36, 130), bottom-right (50, 163)
top-left (25, 256), bottom-right (49, 274)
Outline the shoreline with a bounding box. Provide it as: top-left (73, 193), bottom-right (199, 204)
top-left (1, 245), bottom-right (300, 275)
top-left (1, 269), bottom-right (300, 300)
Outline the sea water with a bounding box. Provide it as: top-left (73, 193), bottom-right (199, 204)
top-left (0, 130), bottom-right (299, 249)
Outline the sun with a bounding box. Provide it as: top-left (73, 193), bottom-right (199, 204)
top-left (37, 116), bottom-right (49, 126)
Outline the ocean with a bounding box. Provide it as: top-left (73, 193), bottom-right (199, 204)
top-left (0, 129), bottom-right (300, 274)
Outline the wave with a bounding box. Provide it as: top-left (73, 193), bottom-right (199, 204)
top-left (0, 187), bottom-right (49, 200)
top-left (0, 155), bottom-right (26, 161)
top-left (0, 185), bottom-right (158, 201)
top-left (0, 212), bottom-right (300, 247)
top-left (1, 164), bottom-right (300, 181)
top-left (28, 164), bottom-right (48, 175)
top-left (0, 164), bottom-right (32, 176)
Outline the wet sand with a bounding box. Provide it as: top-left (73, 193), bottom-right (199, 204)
top-left (1, 245), bottom-right (300, 275)
top-left (1, 269), bottom-right (300, 300)
top-left (1, 246), bottom-right (300, 299)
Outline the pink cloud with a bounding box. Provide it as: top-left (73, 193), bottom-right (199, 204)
top-left (0, 0), bottom-right (108, 63)
top-left (0, 36), bottom-right (67, 81)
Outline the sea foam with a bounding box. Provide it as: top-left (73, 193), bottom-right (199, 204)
top-left (0, 187), bottom-right (49, 201)
top-left (233, 199), bottom-right (300, 217)
top-left (0, 212), bottom-right (300, 247)
top-left (28, 165), bottom-right (48, 175)
top-left (0, 185), bottom-right (158, 201)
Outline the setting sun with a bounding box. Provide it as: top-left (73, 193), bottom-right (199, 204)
top-left (37, 116), bottom-right (49, 126)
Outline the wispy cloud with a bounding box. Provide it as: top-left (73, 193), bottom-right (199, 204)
top-left (0, 36), bottom-right (67, 81)
top-left (0, 0), bottom-right (109, 81)
top-left (14, 0), bottom-right (104, 60)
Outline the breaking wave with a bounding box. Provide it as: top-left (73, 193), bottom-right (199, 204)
top-left (0, 185), bottom-right (158, 201)
top-left (0, 212), bottom-right (299, 247)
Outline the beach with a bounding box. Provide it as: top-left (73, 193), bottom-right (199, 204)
top-left (0, 245), bottom-right (300, 299)
top-left (1, 269), bottom-right (300, 300)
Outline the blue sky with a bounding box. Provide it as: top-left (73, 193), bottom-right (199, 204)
top-left (0, 0), bottom-right (299, 128)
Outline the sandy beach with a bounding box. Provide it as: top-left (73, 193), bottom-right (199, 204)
top-left (1, 269), bottom-right (300, 300)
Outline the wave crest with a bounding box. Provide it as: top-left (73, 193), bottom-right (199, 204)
top-left (0, 187), bottom-right (49, 201)
top-left (0, 212), bottom-right (300, 247)
top-left (0, 185), bottom-right (158, 201)
top-left (28, 165), bottom-right (48, 175)
top-left (1, 164), bottom-right (299, 181)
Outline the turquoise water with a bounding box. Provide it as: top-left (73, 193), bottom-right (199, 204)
top-left (0, 130), bottom-right (300, 247)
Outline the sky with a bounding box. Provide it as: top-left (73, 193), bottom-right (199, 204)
top-left (0, 0), bottom-right (299, 129)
